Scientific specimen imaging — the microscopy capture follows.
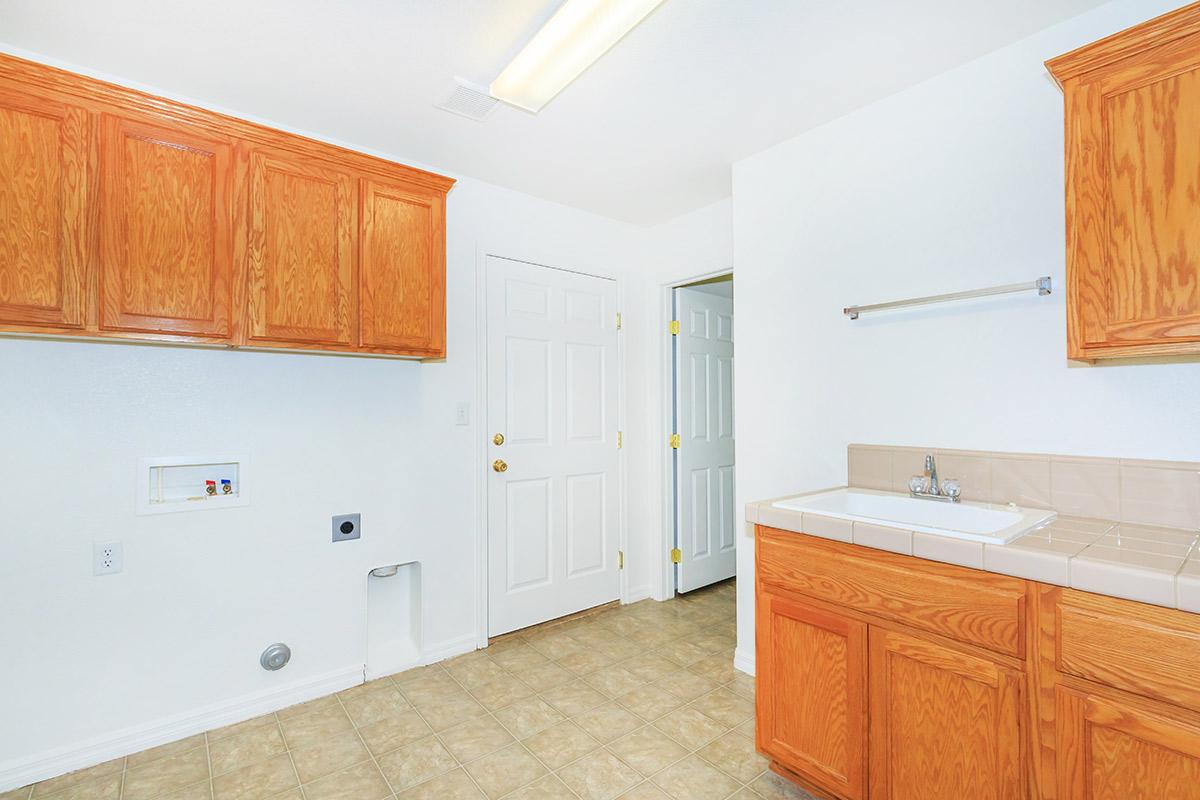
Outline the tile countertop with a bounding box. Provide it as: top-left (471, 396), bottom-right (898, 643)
top-left (747, 489), bottom-right (1200, 614)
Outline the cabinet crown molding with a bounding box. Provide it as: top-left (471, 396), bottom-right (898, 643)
top-left (1046, 1), bottom-right (1200, 84)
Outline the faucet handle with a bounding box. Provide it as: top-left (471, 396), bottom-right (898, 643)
top-left (942, 479), bottom-right (961, 499)
top-left (908, 475), bottom-right (929, 494)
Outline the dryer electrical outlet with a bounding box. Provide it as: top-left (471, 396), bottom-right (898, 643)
top-left (332, 513), bottom-right (361, 543)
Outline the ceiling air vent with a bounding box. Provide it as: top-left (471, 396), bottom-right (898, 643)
top-left (436, 80), bottom-right (499, 121)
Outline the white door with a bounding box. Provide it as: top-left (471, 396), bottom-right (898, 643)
top-left (486, 255), bottom-right (620, 636)
top-left (674, 284), bottom-right (735, 593)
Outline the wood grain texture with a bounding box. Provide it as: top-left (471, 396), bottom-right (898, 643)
top-left (1049, 6), bottom-right (1200, 360)
top-left (1056, 687), bottom-right (1200, 800)
top-left (755, 591), bottom-right (866, 800)
top-left (757, 529), bottom-right (1026, 657)
top-left (98, 114), bottom-right (233, 336)
top-left (359, 178), bottom-right (445, 355)
top-left (246, 149), bottom-right (355, 347)
top-left (1055, 589), bottom-right (1200, 714)
top-left (0, 87), bottom-right (89, 328)
top-left (869, 627), bottom-right (1025, 800)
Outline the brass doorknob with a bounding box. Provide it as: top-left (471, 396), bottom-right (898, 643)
top-left (492, 459), bottom-right (508, 473)
top-left (493, 433), bottom-right (505, 446)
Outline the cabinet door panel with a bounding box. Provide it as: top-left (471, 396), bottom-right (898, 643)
top-left (0, 88), bottom-right (89, 328)
top-left (869, 628), bottom-right (1024, 800)
top-left (360, 179), bottom-right (445, 354)
top-left (757, 592), bottom-right (866, 800)
top-left (247, 150), bottom-right (354, 346)
top-left (99, 114), bottom-right (234, 337)
top-left (1056, 687), bottom-right (1200, 800)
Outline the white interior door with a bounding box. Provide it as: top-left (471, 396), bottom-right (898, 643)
top-left (486, 255), bottom-right (620, 636)
top-left (674, 284), bottom-right (735, 593)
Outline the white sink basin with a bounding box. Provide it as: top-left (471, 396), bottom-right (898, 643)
top-left (772, 488), bottom-right (1056, 545)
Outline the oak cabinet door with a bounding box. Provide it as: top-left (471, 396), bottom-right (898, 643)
top-left (756, 592), bottom-right (867, 800)
top-left (869, 628), bottom-right (1024, 800)
top-left (359, 179), bottom-right (445, 355)
top-left (246, 149), bottom-right (355, 347)
top-left (1056, 688), bottom-right (1200, 800)
top-left (0, 88), bottom-right (89, 329)
top-left (98, 114), bottom-right (234, 338)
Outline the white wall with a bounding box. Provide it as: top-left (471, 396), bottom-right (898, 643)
top-left (731, 0), bottom-right (1200, 670)
top-left (0, 50), bottom-right (659, 786)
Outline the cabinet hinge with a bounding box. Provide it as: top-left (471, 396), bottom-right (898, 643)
top-left (669, 319), bottom-right (681, 335)
top-left (617, 431), bottom-right (623, 449)
top-left (669, 433), bottom-right (680, 449)
top-left (671, 548), bottom-right (682, 564)
top-left (616, 312), bottom-right (622, 330)
top-left (618, 550), bottom-right (625, 570)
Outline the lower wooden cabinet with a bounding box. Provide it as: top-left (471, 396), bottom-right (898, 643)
top-left (757, 593), bottom-right (867, 800)
top-left (869, 628), bottom-right (1024, 800)
top-left (1056, 688), bottom-right (1200, 799)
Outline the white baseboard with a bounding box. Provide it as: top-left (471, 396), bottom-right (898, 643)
top-left (420, 633), bottom-right (478, 664)
top-left (733, 646), bottom-right (756, 677)
top-left (624, 585), bottom-right (652, 604)
top-left (0, 665), bottom-right (362, 793)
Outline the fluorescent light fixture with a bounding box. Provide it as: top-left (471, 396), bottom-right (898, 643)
top-left (490, 0), bottom-right (666, 112)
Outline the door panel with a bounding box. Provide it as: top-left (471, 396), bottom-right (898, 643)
top-left (1056, 687), bottom-right (1200, 800)
top-left (869, 628), bottom-right (1024, 800)
top-left (486, 256), bottom-right (619, 636)
top-left (675, 284), bottom-right (735, 592)
top-left (0, 88), bottom-right (89, 329)
top-left (359, 179), bottom-right (444, 353)
top-left (98, 114), bottom-right (234, 337)
top-left (247, 149), bottom-right (354, 346)
top-left (756, 593), bottom-right (867, 800)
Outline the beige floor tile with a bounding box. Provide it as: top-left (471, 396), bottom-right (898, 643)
top-left (439, 716), bottom-right (515, 763)
top-left (464, 744), bottom-right (546, 799)
top-left (276, 694), bottom-right (339, 720)
top-left (616, 783), bottom-right (673, 800)
top-left (494, 698), bottom-right (566, 739)
top-left (391, 664), bottom-right (448, 687)
top-left (446, 657), bottom-right (510, 689)
top-left (339, 683), bottom-right (410, 728)
top-left (557, 649), bottom-right (615, 676)
top-left (521, 661), bottom-right (577, 691)
top-left (127, 735), bottom-right (207, 768)
top-left (488, 645), bottom-right (549, 673)
top-left (653, 707), bottom-right (728, 750)
top-left (656, 672), bottom-right (719, 702)
top-left (211, 752), bottom-right (297, 800)
top-left (154, 781), bottom-right (213, 800)
top-left (690, 689), bottom-right (755, 727)
top-left (32, 772), bottom-right (121, 800)
top-left (651, 755), bottom-right (741, 800)
top-left (607, 726), bottom-right (689, 777)
top-left (357, 708), bottom-right (432, 756)
top-left (395, 768), bottom-right (484, 800)
top-left (734, 719), bottom-right (755, 740)
top-left (209, 722), bottom-right (286, 776)
top-left (300, 760), bottom-right (391, 800)
top-left (401, 676), bottom-right (464, 708)
top-left (521, 720), bottom-right (601, 770)
top-left (750, 771), bottom-right (819, 800)
top-left (206, 715), bottom-right (276, 743)
top-left (623, 655), bottom-right (677, 684)
top-left (419, 694), bottom-right (488, 732)
top-left (375, 736), bottom-right (457, 792)
top-left (729, 790), bottom-right (766, 800)
top-left (0, 789), bottom-right (30, 800)
top-left (540, 682), bottom-right (607, 717)
top-left (597, 639), bottom-right (644, 663)
top-left (615, 687), bottom-right (684, 722)
top-left (289, 730), bottom-right (370, 784)
top-left (503, 774), bottom-right (578, 799)
top-left (30, 757), bottom-right (124, 797)
top-left (278, 705), bottom-right (354, 750)
top-left (689, 654), bottom-right (736, 685)
top-left (584, 666), bottom-right (645, 699)
top-left (468, 674), bottom-right (535, 712)
top-left (726, 673), bottom-right (756, 701)
top-left (556, 749), bottom-right (641, 800)
top-left (572, 704), bottom-right (644, 744)
top-left (123, 745), bottom-right (210, 800)
top-left (698, 732), bottom-right (768, 783)
top-left (655, 640), bottom-right (711, 667)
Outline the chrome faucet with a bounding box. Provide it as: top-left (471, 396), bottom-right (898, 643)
top-left (909, 453), bottom-right (961, 503)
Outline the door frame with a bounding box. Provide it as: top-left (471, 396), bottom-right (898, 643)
top-left (655, 268), bottom-right (733, 601)
top-left (473, 245), bottom-right (629, 649)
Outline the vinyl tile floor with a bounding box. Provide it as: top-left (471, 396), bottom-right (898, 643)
top-left (4, 579), bottom-right (817, 800)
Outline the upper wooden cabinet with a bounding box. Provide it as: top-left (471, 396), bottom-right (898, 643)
top-left (1048, 4), bottom-right (1200, 360)
top-left (0, 53), bottom-right (453, 358)
top-left (0, 87), bottom-right (90, 330)
top-left (99, 114), bottom-right (235, 339)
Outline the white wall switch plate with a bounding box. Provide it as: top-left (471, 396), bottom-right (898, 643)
top-left (455, 402), bottom-right (470, 426)
top-left (93, 542), bottom-right (123, 576)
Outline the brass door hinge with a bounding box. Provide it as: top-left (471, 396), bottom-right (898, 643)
top-left (616, 312), bottom-right (622, 330)
top-left (669, 319), bottom-right (680, 335)
top-left (671, 548), bottom-right (682, 564)
top-left (617, 431), bottom-right (623, 449)
top-left (618, 550), bottom-right (625, 569)
top-left (669, 433), bottom-right (680, 449)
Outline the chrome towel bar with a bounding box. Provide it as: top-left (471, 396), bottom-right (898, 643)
top-left (844, 276), bottom-right (1051, 320)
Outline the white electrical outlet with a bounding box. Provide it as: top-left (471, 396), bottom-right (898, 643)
top-left (93, 542), bottom-right (123, 576)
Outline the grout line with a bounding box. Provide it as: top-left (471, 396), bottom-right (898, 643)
top-left (331, 688), bottom-right (400, 800)
top-left (202, 731), bottom-right (213, 800)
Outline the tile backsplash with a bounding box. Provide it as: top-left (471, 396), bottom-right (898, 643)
top-left (848, 444), bottom-right (1200, 530)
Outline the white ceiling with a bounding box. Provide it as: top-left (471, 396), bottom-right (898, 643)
top-left (0, 0), bottom-right (1105, 224)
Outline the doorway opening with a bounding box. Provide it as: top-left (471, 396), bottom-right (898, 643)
top-left (670, 272), bottom-right (735, 595)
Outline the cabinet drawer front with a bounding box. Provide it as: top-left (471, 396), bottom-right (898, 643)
top-left (758, 528), bottom-right (1026, 657)
top-left (1057, 590), bottom-right (1200, 713)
